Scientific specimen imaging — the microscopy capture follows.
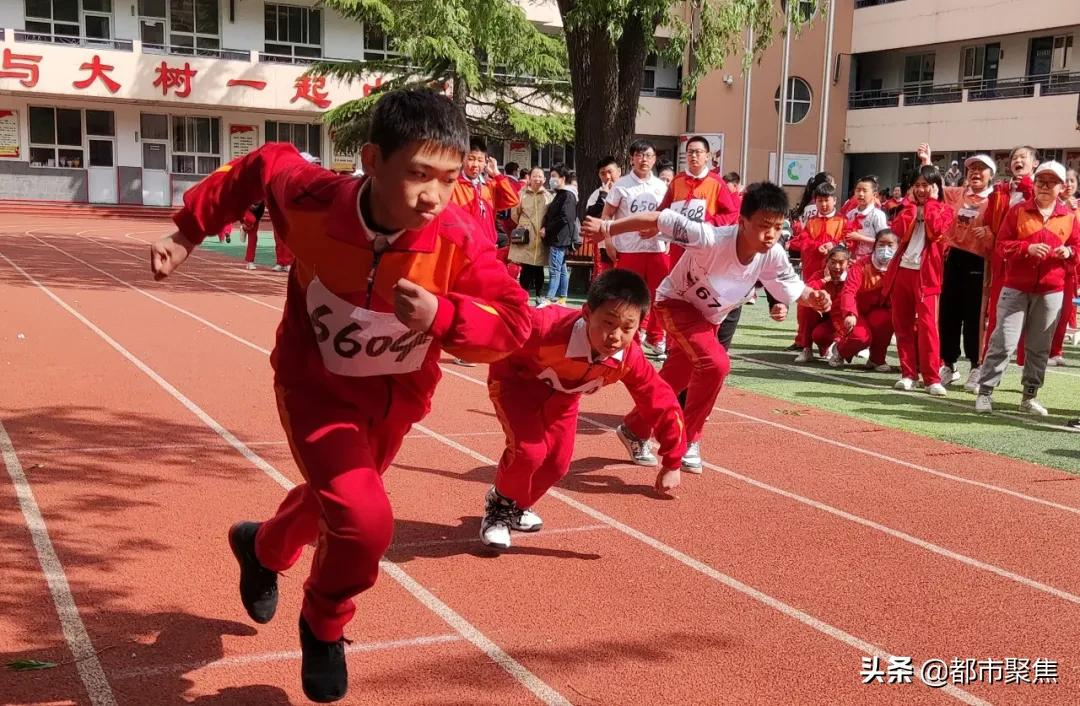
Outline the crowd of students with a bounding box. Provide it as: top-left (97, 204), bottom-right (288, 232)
top-left (148, 88), bottom-right (1077, 704)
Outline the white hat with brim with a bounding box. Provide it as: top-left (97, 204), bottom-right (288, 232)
top-left (964, 154), bottom-right (996, 176)
top-left (1034, 161), bottom-right (1066, 184)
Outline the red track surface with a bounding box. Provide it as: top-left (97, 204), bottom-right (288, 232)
top-left (1, 216), bottom-right (1078, 705)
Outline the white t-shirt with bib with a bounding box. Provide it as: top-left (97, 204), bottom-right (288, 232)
top-left (653, 211), bottom-right (805, 325)
top-left (605, 172), bottom-right (669, 254)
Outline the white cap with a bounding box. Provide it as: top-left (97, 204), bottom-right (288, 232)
top-left (1034, 160), bottom-right (1066, 183)
top-left (964, 154), bottom-right (996, 176)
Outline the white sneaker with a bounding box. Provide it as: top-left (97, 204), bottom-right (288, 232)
top-left (480, 489), bottom-right (514, 550)
top-left (681, 441), bottom-right (703, 474)
top-left (856, 348), bottom-right (871, 360)
top-left (871, 363), bottom-right (891, 373)
top-left (453, 358), bottom-right (478, 368)
top-left (535, 298), bottom-right (552, 309)
top-left (975, 394), bottom-right (993, 413)
top-left (794, 347), bottom-right (813, 364)
top-left (271, 264), bottom-right (284, 272)
top-left (1019, 398), bottom-right (1049, 416)
top-left (826, 343), bottom-right (842, 368)
top-left (1047, 356), bottom-right (1066, 367)
top-left (652, 339), bottom-right (668, 361)
top-left (245, 262), bottom-right (257, 270)
top-left (926, 383), bottom-right (948, 397)
top-left (616, 424), bottom-right (657, 466)
top-left (939, 365), bottom-right (960, 385)
top-left (963, 367), bottom-right (981, 392)
top-left (510, 508), bottom-right (543, 532)
top-left (894, 377), bottom-right (915, 391)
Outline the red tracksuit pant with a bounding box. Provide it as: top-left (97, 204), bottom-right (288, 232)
top-left (490, 380), bottom-right (579, 509)
top-left (837, 308), bottom-right (893, 365)
top-left (798, 306), bottom-right (826, 351)
top-left (625, 299), bottom-right (730, 444)
top-left (254, 387), bottom-right (408, 642)
top-left (891, 267), bottom-right (941, 385)
top-left (274, 233), bottom-right (295, 267)
top-left (244, 224), bottom-right (258, 263)
top-left (617, 252), bottom-right (671, 345)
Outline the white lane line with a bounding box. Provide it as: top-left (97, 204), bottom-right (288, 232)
top-left (109, 633), bottom-right (463, 680)
top-left (411, 423), bottom-right (991, 706)
top-left (122, 232), bottom-right (288, 283)
top-left (712, 407), bottom-right (1080, 516)
top-left (0, 419), bottom-right (118, 706)
top-left (438, 365), bottom-right (1080, 605)
top-left (0, 251), bottom-right (573, 706)
top-left (17, 440), bottom-right (290, 455)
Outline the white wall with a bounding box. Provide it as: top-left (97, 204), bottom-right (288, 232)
top-left (0, 2), bottom-right (24, 30)
top-left (222, 0), bottom-right (265, 52)
top-left (112, 0), bottom-right (139, 42)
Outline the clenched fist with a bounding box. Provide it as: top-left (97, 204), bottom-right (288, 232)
top-left (150, 232), bottom-right (196, 281)
top-left (393, 278), bottom-right (439, 332)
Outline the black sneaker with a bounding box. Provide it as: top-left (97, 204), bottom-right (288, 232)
top-left (784, 343), bottom-right (802, 351)
top-left (1067, 418), bottom-right (1079, 429)
top-left (299, 615), bottom-right (349, 703)
top-left (228, 521), bottom-right (278, 624)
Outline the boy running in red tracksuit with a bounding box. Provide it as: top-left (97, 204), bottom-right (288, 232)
top-left (481, 269), bottom-right (687, 549)
top-left (583, 182), bottom-right (831, 472)
top-left (976, 161), bottom-right (1079, 416)
top-left (789, 182), bottom-right (853, 362)
top-left (835, 229), bottom-right (898, 371)
top-left (149, 90), bottom-right (531, 703)
top-left (884, 165), bottom-right (955, 395)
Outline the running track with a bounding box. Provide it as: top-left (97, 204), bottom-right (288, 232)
top-left (0, 216), bottom-right (1077, 706)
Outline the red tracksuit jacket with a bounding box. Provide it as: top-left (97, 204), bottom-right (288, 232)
top-left (883, 199), bottom-right (956, 296)
top-left (789, 213), bottom-right (852, 282)
top-left (841, 257), bottom-right (889, 318)
top-left (488, 306), bottom-right (686, 468)
top-left (451, 174), bottom-right (521, 244)
top-left (995, 198), bottom-right (1080, 294)
top-left (172, 143), bottom-right (532, 422)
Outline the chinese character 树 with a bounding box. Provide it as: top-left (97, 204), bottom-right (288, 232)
top-left (153, 61), bottom-right (197, 98)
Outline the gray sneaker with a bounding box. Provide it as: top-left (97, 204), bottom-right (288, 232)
top-left (616, 424), bottom-right (657, 466)
top-left (681, 441), bottom-right (703, 474)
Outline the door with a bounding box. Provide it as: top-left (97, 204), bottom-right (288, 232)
top-left (1028, 37), bottom-right (1053, 79)
top-left (142, 141), bottom-right (170, 206)
top-left (87, 138), bottom-right (118, 204)
top-left (983, 43), bottom-right (1000, 84)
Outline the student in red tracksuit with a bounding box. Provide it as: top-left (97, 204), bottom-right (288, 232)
top-left (149, 91), bottom-right (531, 704)
top-left (241, 202), bottom-right (266, 270)
top-left (583, 182), bottom-right (831, 473)
top-left (884, 165), bottom-right (955, 395)
top-left (482, 269), bottom-right (686, 549)
top-left (835, 229), bottom-right (898, 371)
top-left (789, 182), bottom-right (853, 362)
top-left (976, 161), bottom-right (1079, 415)
top-left (1047, 168), bottom-right (1078, 365)
top-left (450, 138), bottom-right (520, 245)
top-left (805, 244), bottom-right (854, 364)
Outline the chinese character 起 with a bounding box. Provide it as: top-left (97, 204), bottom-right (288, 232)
top-left (73, 55), bottom-right (120, 93)
top-left (291, 75), bottom-right (331, 109)
top-left (152, 61), bottom-right (197, 98)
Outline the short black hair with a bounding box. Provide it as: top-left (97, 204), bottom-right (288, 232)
top-left (855, 175), bottom-right (879, 191)
top-left (596, 156), bottom-right (618, 171)
top-left (813, 182), bottom-right (837, 198)
top-left (723, 171), bottom-right (741, 185)
top-left (740, 182), bottom-right (789, 219)
top-left (368, 89), bottom-right (469, 159)
top-left (586, 268), bottom-right (651, 317)
top-left (519, 168), bottom-right (530, 179)
top-left (469, 138), bottom-right (487, 154)
top-left (875, 228), bottom-right (897, 243)
top-left (686, 135), bottom-right (711, 153)
top-left (504, 161), bottom-right (519, 176)
top-left (550, 164), bottom-right (575, 182)
top-left (628, 139), bottom-right (655, 157)
top-left (827, 243), bottom-right (851, 259)
top-left (657, 159), bottom-right (675, 173)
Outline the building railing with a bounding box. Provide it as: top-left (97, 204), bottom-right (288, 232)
top-left (13, 30), bottom-right (133, 51)
top-left (855, 0), bottom-right (906, 7)
top-left (640, 86), bottom-right (682, 99)
top-left (849, 71), bottom-right (1080, 109)
top-left (142, 44), bottom-right (251, 62)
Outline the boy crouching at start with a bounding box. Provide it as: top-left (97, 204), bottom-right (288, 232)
top-left (482, 269), bottom-right (687, 550)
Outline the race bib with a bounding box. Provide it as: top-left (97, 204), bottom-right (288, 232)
top-left (536, 367), bottom-right (604, 395)
top-left (671, 198), bottom-right (707, 223)
top-left (305, 278), bottom-right (432, 377)
top-left (629, 196), bottom-right (660, 214)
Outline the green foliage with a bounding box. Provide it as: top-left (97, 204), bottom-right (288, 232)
top-left (315, 0), bottom-right (573, 149)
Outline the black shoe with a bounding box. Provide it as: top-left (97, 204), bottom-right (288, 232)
top-left (1067, 418), bottom-right (1079, 429)
top-left (228, 521), bottom-right (278, 624)
top-left (784, 343), bottom-right (802, 351)
top-left (299, 615), bottom-right (348, 703)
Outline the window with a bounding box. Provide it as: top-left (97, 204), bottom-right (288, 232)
top-left (28, 106), bottom-right (84, 168)
top-left (140, 112), bottom-right (169, 140)
top-left (25, 0), bottom-right (81, 40)
top-left (265, 3), bottom-right (322, 60)
top-left (774, 77), bottom-right (812, 124)
top-left (1052, 34), bottom-right (1073, 73)
top-left (363, 25), bottom-right (398, 61)
top-left (266, 121), bottom-right (321, 158)
top-left (171, 115), bottom-right (220, 174)
top-left (529, 143), bottom-right (575, 171)
top-left (904, 52), bottom-right (935, 94)
top-left (82, 0), bottom-right (111, 40)
top-left (138, 0), bottom-right (219, 54)
top-left (961, 46), bottom-right (985, 85)
top-left (642, 53), bottom-right (682, 98)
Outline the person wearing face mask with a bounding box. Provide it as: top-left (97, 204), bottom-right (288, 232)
top-left (975, 161), bottom-right (1079, 415)
top-left (918, 146), bottom-right (996, 391)
top-left (540, 164), bottom-right (578, 306)
top-left (836, 229), bottom-right (898, 371)
top-left (883, 164), bottom-right (956, 395)
top-left (981, 145), bottom-right (1039, 358)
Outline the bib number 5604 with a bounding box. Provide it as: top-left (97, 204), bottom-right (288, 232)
top-left (310, 305), bottom-right (429, 361)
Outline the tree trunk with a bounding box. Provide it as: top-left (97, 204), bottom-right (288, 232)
top-left (558, 1), bottom-right (659, 216)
